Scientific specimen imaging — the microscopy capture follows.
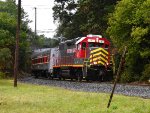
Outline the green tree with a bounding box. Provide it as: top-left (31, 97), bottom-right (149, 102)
top-left (53, 0), bottom-right (80, 39)
top-left (78, 0), bottom-right (117, 37)
top-left (0, 0), bottom-right (32, 74)
top-left (53, 0), bottom-right (117, 39)
top-left (0, 48), bottom-right (12, 70)
top-left (107, 0), bottom-right (150, 82)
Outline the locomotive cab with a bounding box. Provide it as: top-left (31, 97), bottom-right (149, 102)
top-left (76, 41), bottom-right (87, 58)
top-left (75, 34), bottom-right (110, 59)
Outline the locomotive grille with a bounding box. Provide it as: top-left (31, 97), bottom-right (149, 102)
top-left (89, 48), bottom-right (109, 66)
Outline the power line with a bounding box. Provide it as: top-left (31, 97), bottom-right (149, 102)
top-left (22, 5), bottom-right (51, 9)
top-left (37, 31), bottom-right (55, 33)
top-left (23, 5), bottom-right (49, 6)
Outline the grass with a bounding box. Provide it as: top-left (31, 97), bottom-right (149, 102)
top-left (0, 79), bottom-right (150, 113)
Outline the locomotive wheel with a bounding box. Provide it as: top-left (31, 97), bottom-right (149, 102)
top-left (99, 68), bottom-right (106, 82)
top-left (34, 73), bottom-right (38, 78)
top-left (77, 75), bottom-right (82, 82)
top-left (76, 72), bottom-right (82, 82)
top-left (35, 75), bottom-right (39, 78)
top-left (47, 75), bottom-right (50, 79)
top-left (59, 77), bottom-right (61, 80)
top-left (85, 78), bottom-right (89, 82)
top-left (71, 78), bottom-right (73, 81)
top-left (62, 77), bottom-right (65, 80)
top-left (45, 72), bottom-right (49, 79)
top-left (108, 70), bottom-right (113, 81)
top-left (47, 74), bottom-right (52, 79)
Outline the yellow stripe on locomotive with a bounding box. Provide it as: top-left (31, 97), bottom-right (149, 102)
top-left (90, 48), bottom-right (109, 66)
top-left (90, 48), bottom-right (108, 54)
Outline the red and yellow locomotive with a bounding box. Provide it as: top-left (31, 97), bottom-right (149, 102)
top-left (31, 34), bottom-right (113, 81)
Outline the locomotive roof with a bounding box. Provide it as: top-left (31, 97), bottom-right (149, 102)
top-left (59, 34), bottom-right (108, 46)
top-left (59, 37), bottom-right (80, 45)
top-left (75, 34), bottom-right (102, 44)
top-left (75, 37), bottom-right (86, 44)
top-left (33, 48), bottom-right (51, 53)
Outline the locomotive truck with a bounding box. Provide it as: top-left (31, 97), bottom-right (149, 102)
top-left (31, 34), bottom-right (113, 81)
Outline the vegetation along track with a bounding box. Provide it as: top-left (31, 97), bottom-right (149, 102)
top-left (19, 76), bottom-right (150, 99)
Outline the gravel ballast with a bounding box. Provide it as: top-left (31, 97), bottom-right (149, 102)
top-left (19, 77), bottom-right (150, 98)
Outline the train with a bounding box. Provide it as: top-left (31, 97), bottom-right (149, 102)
top-left (31, 34), bottom-right (113, 81)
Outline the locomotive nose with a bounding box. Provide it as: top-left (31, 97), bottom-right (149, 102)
top-left (89, 47), bottom-right (109, 66)
top-left (85, 47), bottom-right (99, 59)
top-left (89, 47), bottom-right (99, 51)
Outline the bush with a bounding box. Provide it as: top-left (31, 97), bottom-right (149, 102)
top-left (0, 48), bottom-right (12, 70)
top-left (120, 71), bottom-right (133, 83)
top-left (0, 71), bottom-right (6, 79)
top-left (140, 64), bottom-right (150, 81)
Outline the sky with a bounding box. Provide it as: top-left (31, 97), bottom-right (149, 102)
top-left (1, 0), bottom-right (57, 38)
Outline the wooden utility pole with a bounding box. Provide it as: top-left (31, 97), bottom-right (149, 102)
top-left (107, 46), bottom-right (127, 108)
top-left (14, 0), bottom-right (21, 87)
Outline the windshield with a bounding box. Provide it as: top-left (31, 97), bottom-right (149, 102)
top-left (88, 42), bottom-right (103, 47)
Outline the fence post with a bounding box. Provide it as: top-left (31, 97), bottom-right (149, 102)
top-left (107, 46), bottom-right (127, 108)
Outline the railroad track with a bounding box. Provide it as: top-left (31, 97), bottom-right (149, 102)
top-left (19, 76), bottom-right (150, 99)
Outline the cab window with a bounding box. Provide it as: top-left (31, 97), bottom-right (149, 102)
top-left (82, 42), bottom-right (86, 49)
top-left (89, 42), bottom-right (95, 47)
top-left (88, 42), bottom-right (103, 47)
top-left (77, 44), bottom-right (81, 50)
top-left (105, 44), bottom-right (109, 48)
top-left (97, 43), bottom-right (103, 47)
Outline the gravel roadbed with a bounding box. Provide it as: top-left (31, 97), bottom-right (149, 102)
top-left (19, 77), bottom-right (150, 99)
